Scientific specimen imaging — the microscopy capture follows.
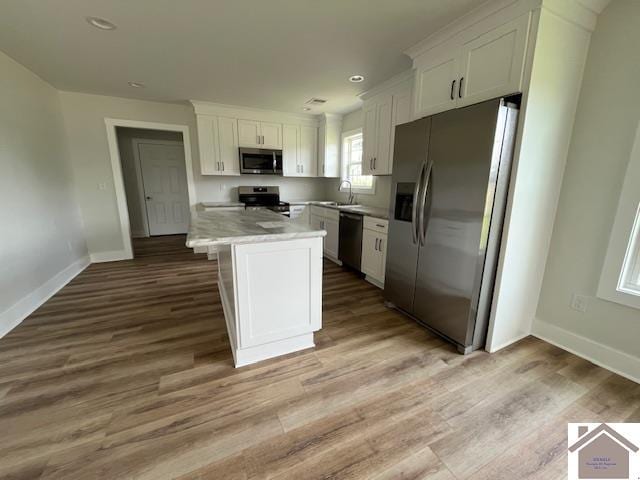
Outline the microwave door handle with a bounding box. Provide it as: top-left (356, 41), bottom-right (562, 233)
top-left (411, 161), bottom-right (426, 245)
top-left (418, 162), bottom-right (433, 246)
top-left (272, 151), bottom-right (277, 172)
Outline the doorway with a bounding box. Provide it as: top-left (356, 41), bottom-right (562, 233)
top-left (115, 127), bottom-right (190, 256)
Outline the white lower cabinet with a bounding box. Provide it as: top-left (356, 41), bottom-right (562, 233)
top-left (310, 206), bottom-right (340, 262)
top-left (360, 216), bottom-right (388, 287)
top-left (290, 205), bottom-right (310, 225)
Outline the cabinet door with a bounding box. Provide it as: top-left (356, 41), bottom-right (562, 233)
top-left (387, 89), bottom-right (413, 176)
top-left (260, 122), bottom-right (282, 149)
top-left (217, 116), bottom-right (240, 175)
top-left (196, 115), bottom-right (220, 175)
top-left (238, 120), bottom-right (260, 148)
top-left (282, 124), bottom-right (300, 177)
top-left (361, 102), bottom-right (378, 175)
top-left (361, 229), bottom-right (384, 282)
top-left (323, 218), bottom-right (339, 260)
top-left (413, 48), bottom-right (459, 118)
top-left (299, 125), bottom-right (318, 177)
top-left (458, 14), bottom-right (530, 107)
top-left (373, 96), bottom-right (392, 175)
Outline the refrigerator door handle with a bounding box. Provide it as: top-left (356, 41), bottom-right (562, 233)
top-left (418, 161), bottom-right (433, 246)
top-left (411, 161), bottom-right (427, 244)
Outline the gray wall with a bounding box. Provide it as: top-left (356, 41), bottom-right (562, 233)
top-left (535, 0), bottom-right (640, 359)
top-left (0, 50), bottom-right (87, 328)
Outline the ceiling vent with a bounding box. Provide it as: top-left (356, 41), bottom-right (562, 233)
top-left (305, 98), bottom-right (328, 106)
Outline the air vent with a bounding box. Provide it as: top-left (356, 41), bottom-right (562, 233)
top-left (305, 98), bottom-right (328, 105)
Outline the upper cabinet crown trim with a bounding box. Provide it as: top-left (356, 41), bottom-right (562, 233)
top-left (359, 69), bottom-right (415, 102)
top-left (190, 100), bottom-right (319, 126)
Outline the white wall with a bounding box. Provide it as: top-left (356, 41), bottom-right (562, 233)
top-left (116, 127), bottom-right (183, 237)
top-left (533, 0), bottom-right (640, 380)
top-left (324, 108), bottom-right (393, 210)
top-left (0, 51), bottom-right (87, 336)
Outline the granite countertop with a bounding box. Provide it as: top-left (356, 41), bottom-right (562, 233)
top-left (186, 207), bottom-right (326, 248)
top-left (287, 200), bottom-right (389, 220)
top-left (200, 201), bottom-right (245, 208)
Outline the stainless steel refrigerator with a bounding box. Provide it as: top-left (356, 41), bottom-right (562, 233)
top-left (384, 98), bottom-right (519, 354)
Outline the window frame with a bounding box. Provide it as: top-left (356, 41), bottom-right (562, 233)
top-left (598, 122), bottom-right (640, 310)
top-left (340, 128), bottom-right (375, 195)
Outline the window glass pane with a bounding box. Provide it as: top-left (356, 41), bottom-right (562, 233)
top-left (342, 132), bottom-right (372, 191)
top-left (619, 204), bottom-right (640, 295)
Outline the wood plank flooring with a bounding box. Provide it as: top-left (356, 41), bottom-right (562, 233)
top-left (1, 234), bottom-right (638, 479)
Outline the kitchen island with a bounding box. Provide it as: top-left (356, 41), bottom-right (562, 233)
top-left (187, 207), bottom-right (326, 367)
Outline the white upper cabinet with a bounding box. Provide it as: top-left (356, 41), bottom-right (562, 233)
top-left (299, 125), bottom-right (318, 177)
top-left (317, 114), bottom-right (342, 178)
top-left (412, 13), bottom-right (530, 119)
top-left (361, 75), bottom-right (413, 176)
top-left (414, 47), bottom-right (461, 118)
top-left (282, 124), bottom-right (318, 177)
top-left (458, 14), bottom-right (530, 107)
top-left (260, 122), bottom-right (283, 149)
top-left (282, 124), bottom-right (299, 176)
top-left (196, 114), bottom-right (240, 176)
top-left (238, 120), bottom-right (261, 148)
top-left (238, 120), bottom-right (282, 149)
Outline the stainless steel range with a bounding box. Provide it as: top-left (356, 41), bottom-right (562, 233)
top-left (237, 186), bottom-right (290, 217)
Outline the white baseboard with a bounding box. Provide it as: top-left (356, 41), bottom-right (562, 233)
top-left (532, 318), bottom-right (640, 384)
top-left (0, 256), bottom-right (90, 338)
top-left (90, 250), bottom-right (130, 263)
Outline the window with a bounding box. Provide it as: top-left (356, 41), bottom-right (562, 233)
top-left (341, 129), bottom-right (374, 194)
top-left (619, 204), bottom-right (640, 296)
top-left (598, 123), bottom-right (640, 309)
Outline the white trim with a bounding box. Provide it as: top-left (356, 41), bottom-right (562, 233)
top-left (532, 319), bottom-right (640, 384)
top-left (358, 69), bottom-right (415, 101)
top-left (104, 118), bottom-right (196, 260)
top-left (90, 250), bottom-right (130, 263)
top-left (0, 256), bottom-right (90, 338)
top-left (485, 332), bottom-right (531, 353)
top-left (190, 100), bottom-right (319, 126)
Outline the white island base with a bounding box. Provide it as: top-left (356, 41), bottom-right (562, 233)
top-left (215, 237), bottom-right (323, 367)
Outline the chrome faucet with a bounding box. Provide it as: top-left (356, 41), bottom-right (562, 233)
top-left (339, 180), bottom-right (356, 205)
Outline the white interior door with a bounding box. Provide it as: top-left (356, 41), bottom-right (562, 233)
top-left (139, 142), bottom-right (190, 236)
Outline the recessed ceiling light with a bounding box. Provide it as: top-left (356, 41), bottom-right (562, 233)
top-left (302, 107), bottom-right (311, 111)
top-left (128, 81), bottom-right (145, 88)
top-left (349, 75), bottom-right (365, 83)
top-left (86, 16), bottom-right (117, 30)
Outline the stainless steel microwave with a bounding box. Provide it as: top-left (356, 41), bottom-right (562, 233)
top-left (239, 148), bottom-right (283, 175)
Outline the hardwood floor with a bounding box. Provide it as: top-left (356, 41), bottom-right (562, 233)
top-left (1, 235), bottom-right (638, 479)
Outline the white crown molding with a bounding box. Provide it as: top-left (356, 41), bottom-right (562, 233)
top-left (359, 68), bottom-right (414, 101)
top-left (404, 0), bottom-right (540, 60)
top-left (190, 100), bottom-right (319, 126)
top-left (574, 0), bottom-right (612, 15)
top-left (542, 0), bottom-right (599, 32)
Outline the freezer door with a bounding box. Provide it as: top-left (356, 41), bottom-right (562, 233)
top-left (384, 117), bottom-right (431, 313)
top-left (413, 99), bottom-right (507, 348)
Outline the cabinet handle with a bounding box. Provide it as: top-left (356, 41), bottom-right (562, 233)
top-left (301, 165), bottom-right (304, 173)
top-left (373, 157), bottom-right (376, 170)
top-left (222, 162), bottom-right (225, 171)
top-left (450, 79), bottom-right (456, 100)
top-left (458, 77), bottom-right (464, 98)
top-left (375, 238), bottom-right (379, 251)
top-left (376, 223), bottom-right (384, 228)
top-left (216, 161), bottom-right (220, 171)
top-left (379, 239), bottom-right (383, 251)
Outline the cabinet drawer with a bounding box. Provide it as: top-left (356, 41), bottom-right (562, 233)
top-left (364, 216), bottom-right (388, 234)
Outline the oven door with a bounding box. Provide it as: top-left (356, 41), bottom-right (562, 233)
top-left (239, 148), bottom-right (283, 174)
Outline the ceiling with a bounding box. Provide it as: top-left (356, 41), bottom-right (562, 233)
top-left (0, 0), bottom-right (489, 114)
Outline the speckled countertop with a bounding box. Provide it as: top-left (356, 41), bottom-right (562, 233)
top-left (287, 201), bottom-right (389, 220)
top-left (186, 207), bottom-right (326, 248)
top-left (200, 201), bottom-right (245, 208)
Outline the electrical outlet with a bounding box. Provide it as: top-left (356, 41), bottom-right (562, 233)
top-left (219, 183), bottom-right (226, 192)
top-left (571, 293), bottom-right (588, 313)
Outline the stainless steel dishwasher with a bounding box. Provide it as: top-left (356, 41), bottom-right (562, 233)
top-left (338, 212), bottom-right (363, 270)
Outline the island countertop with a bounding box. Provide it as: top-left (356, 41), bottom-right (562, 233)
top-left (186, 207), bottom-right (326, 248)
